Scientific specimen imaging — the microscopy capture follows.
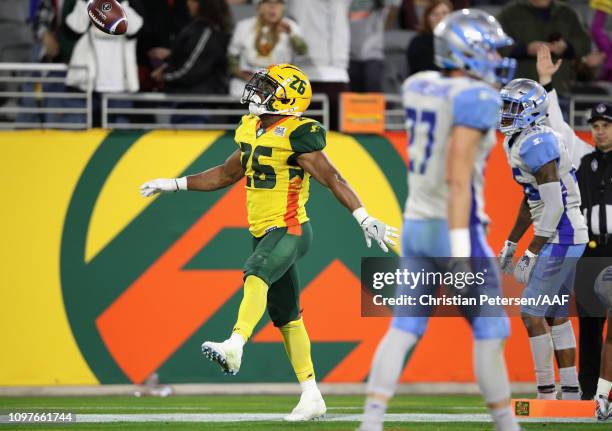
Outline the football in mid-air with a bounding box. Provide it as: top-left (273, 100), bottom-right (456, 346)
top-left (87, 0), bottom-right (128, 35)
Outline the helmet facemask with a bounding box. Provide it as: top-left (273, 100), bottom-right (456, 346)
top-left (498, 80), bottom-right (549, 136)
top-left (241, 71), bottom-right (292, 116)
top-left (499, 97), bottom-right (526, 136)
top-left (242, 72), bottom-right (280, 115)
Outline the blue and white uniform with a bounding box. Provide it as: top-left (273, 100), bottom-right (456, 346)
top-left (503, 124), bottom-right (588, 316)
top-left (403, 71), bottom-right (496, 225)
top-left (394, 71), bottom-right (509, 339)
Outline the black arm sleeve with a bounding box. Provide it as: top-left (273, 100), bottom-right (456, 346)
top-left (509, 42), bottom-right (529, 59)
top-left (163, 27), bottom-right (227, 86)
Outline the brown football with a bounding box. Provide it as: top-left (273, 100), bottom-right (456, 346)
top-left (87, 0), bottom-right (128, 35)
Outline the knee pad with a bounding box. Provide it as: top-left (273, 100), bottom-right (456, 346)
top-left (472, 316), bottom-right (510, 340)
top-left (391, 316), bottom-right (428, 337)
top-left (551, 320), bottom-right (576, 350)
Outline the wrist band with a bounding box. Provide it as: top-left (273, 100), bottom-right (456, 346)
top-left (352, 207), bottom-right (369, 225)
top-left (176, 177), bottom-right (188, 191)
top-left (450, 228), bottom-right (471, 258)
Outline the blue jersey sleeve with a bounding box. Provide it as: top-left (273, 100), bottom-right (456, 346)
top-left (452, 86), bottom-right (501, 131)
top-left (519, 132), bottom-right (560, 173)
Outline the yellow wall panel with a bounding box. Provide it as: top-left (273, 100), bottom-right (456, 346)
top-left (0, 131), bottom-right (104, 385)
top-left (325, 132), bottom-right (402, 254)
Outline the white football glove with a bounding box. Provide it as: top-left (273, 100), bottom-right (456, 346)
top-left (353, 207), bottom-right (399, 253)
top-left (498, 240), bottom-right (517, 274)
top-left (140, 177), bottom-right (187, 197)
top-left (514, 250), bottom-right (537, 284)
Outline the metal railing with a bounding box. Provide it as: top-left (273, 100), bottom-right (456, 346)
top-left (102, 93), bottom-right (330, 131)
top-left (569, 93), bottom-right (612, 131)
top-left (383, 94), bottom-right (405, 132)
top-left (384, 93), bottom-right (612, 132)
top-left (0, 62), bottom-right (610, 132)
top-left (0, 63), bottom-right (92, 129)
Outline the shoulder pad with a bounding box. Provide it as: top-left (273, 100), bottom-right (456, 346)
top-left (289, 120), bottom-right (326, 153)
top-left (518, 130), bottom-right (560, 173)
top-left (452, 85), bottom-right (501, 131)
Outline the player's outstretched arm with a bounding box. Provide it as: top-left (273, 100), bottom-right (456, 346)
top-left (297, 150), bottom-right (398, 252)
top-left (140, 149), bottom-right (244, 197)
top-left (537, 44), bottom-right (594, 165)
top-left (536, 45), bottom-right (564, 127)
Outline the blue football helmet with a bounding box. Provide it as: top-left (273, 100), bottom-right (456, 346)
top-left (499, 78), bottom-right (549, 136)
top-left (434, 9), bottom-right (516, 86)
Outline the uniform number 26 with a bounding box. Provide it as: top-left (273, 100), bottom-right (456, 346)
top-left (240, 143), bottom-right (276, 189)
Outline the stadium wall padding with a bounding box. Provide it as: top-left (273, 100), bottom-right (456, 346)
top-left (0, 130), bottom-right (593, 386)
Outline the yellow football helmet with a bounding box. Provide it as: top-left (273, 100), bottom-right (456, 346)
top-left (241, 64), bottom-right (312, 116)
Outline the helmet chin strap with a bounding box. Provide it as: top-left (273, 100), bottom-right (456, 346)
top-left (248, 102), bottom-right (271, 116)
top-left (247, 93), bottom-right (279, 116)
top-left (248, 102), bottom-right (300, 117)
top-left (246, 91), bottom-right (303, 116)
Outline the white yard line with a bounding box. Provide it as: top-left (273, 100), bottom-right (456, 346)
top-left (65, 413), bottom-right (598, 423)
top-left (325, 407), bottom-right (363, 410)
top-left (0, 383), bottom-right (536, 397)
top-left (2, 406), bottom-right (211, 411)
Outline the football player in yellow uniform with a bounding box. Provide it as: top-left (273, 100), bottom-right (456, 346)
top-left (140, 64), bottom-right (397, 421)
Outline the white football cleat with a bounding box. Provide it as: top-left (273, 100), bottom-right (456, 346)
top-left (284, 389), bottom-right (326, 421)
top-left (595, 395), bottom-right (611, 421)
top-left (201, 339), bottom-right (242, 376)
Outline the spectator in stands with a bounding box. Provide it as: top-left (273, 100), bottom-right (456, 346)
top-left (573, 49), bottom-right (606, 87)
top-left (151, 0), bottom-right (231, 123)
top-left (228, 0), bottom-right (307, 97)
top-left (17, 0), bottom-right (64, 125)
top-left (398, 0), bottom-right (465, 30)
top-left (137, 0), bottom-right (190, 92)
top-left (31, 0), bottom-right (62, 63)
top-left (405, 0), bottom-right (451, 76)
top-left (349, 0), bottom-right (400, 93)
top-left (64, 0), bottom-right (143, 126)
top-left (286, 0), bottom-right (352, 130)
top-left (152, 0), bottom-right (231, 93)
top-left (590, 0), bottom-right (611, 82)
top-left (497, 0), bottom-right (592, 98)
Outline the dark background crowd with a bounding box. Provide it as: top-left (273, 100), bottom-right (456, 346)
top-left (0, 0), bottom-right (610, 127)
